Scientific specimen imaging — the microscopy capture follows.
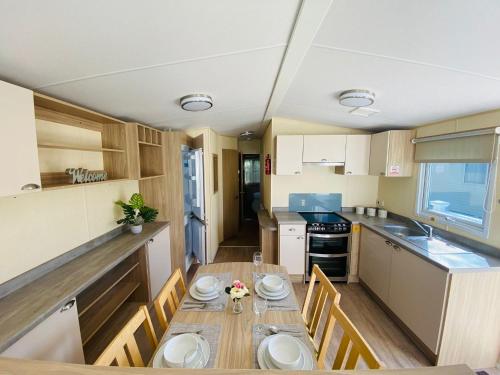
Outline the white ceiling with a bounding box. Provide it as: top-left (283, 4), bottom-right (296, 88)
top-left (1, 0), bottom-right (500, 135)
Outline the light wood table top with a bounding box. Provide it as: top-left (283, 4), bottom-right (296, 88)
top-left (151, 262), bottom-right (309, 369)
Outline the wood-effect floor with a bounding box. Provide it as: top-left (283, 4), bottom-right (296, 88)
top-left (208, 246), bottom-right (431, 369)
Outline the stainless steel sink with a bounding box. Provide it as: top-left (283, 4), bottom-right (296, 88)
top-left (376, 224), bottom-right (472, 254)
top-left (377, 225), bottom-right (426, 238)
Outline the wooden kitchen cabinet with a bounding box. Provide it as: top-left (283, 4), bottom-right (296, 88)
top-left (302, 135), bottom-right (346, 163)
top-left (275, 135), bottom-right (303, 175)
top-left (278, 224), bottom-right (306, 276)
top-left (344, 134), bottom-right (371, 175)
top-left (359, 227), bottom-right (392, 303)
top-left (369, 130), bottom-right (414, 177)
top-left (0, 80), bottom-right (41, 197)
top-left (1, 299), bottom-right (84, 363)
top-left (147, 226), bottom-right (172, 299)
top-left (388, 245), bottom-right (449, 354)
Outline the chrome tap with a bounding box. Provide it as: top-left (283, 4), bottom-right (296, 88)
top-left (411, 219), bottom-right (433, 239)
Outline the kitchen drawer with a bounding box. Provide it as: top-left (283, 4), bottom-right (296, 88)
top-left (279, 224), bottom-right (306, 236)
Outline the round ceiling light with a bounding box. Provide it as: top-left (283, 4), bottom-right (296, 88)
top-left (339, 89), bottom-right (375, 107)
top-left (180, 94), bottom-right (213, 111)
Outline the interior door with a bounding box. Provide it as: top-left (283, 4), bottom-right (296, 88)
top-left (222, 149), bottom-right (240, 240)
top-left (192, 217), bottom-right (206, 265)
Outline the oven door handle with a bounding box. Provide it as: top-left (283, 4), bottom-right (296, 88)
top-left (308, 252), bottom-right (349, 258)
top-left (308, 233), bottom-right (349, 239)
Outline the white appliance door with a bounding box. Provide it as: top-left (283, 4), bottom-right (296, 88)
top-left (182, 148), bottom-right (193, 214)
top-left (191, 217), bottom-right (206, 265)
top-left (189, 148), bottom-right (205, 220)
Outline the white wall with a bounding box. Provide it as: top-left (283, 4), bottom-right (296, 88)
top-left (0, 180), bottom-right (138, 284)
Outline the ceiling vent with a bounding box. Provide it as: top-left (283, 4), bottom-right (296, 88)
top-left (349, 107), bottom-right (380, 117)
top-left (339, 89), bottom-right (375, 107)
top-left (180, 94), bottom-right (213, 111)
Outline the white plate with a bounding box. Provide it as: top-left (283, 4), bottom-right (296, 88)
top-left (189, 283), bottom-right (219, 301)
top-left (257, 335), bottom-right (312, 370)
top-left (152, 334), bottom-right (210, 369)
top-left (195, 276), bottom-right (218, 294)
top-left (255, 280), bottom-right (290, 300)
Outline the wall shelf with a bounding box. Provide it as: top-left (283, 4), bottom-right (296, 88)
top-left (139, 174), bottom-right (165, 181)
top-left (40, 175), bottom-right (129, 191)
top-left (138, 141), bottom-right (162, 148)
top-left (38, 142), bottom-right (124, 153)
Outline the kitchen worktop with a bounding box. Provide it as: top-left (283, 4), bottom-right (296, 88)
top-left (273, 211), bottom-right (307, 225)
top-left (0, 221), bottom-right (169, 353)
top-left (339, 212), bottom-right (500, 272)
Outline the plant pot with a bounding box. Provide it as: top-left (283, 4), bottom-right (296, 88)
top-left (232, 299), bottom-right (243, 314)
top-left (130, 224), bottom-right (143, 234)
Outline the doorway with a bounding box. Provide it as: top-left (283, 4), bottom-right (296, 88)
top-left (241, 154), bottom-right (261, 221)
top-left (222, 149), bottom-right (240, 240)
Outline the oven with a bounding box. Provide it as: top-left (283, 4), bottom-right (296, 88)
top-left (305, 233), bottom-right (350, 282)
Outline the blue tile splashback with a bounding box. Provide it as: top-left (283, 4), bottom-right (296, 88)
top-left (289, 193), bottom-right (342, 212)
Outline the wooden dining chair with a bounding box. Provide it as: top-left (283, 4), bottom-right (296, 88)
top-left (94, 305), bottom-right (158, 367)
top-left (301, 264), bottom-right (342, 366)
top-left (320, 302), bottom-right (382, 370)
top-left (153, 268), bottom-right (187, 331)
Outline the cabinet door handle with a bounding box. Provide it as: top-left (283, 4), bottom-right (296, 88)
top-left (393, 245), bottom-right (401, 251)
top-left (60, 299), bottom-right (75, 312)
top-left (385, 240), bottom-right (392, 246)
top-left (297, 236), bottom-right (304, 240)
top-left (148, 238), bottom-right (154, 243)
top-left (288, 228), bottom-right (296, 231)
top-left (21, 183), bottom-right (40, 191)
top-left (346, 171), bottom-right (352, 175)
top-left (294, 171), bottom-right (301, 175)
top-left (321, 158), bottom-right (327, 162)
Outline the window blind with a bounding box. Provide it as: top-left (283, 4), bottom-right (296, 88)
top-left (413, 128), bottom-right (499, 163)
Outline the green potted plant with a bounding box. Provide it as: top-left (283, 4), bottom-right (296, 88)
top-left (115, 193), bottom-right (158, 234)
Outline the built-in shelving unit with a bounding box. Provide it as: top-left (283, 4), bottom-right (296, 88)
top-left (76, 249), bottom-right (149, 363)
top-left (37, 142), bottom-right (124, 153)
top-left (34, 93), bottom-right (131, 190)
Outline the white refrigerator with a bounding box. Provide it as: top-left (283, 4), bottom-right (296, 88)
top-left (182, 146), bottom-right (206, 270)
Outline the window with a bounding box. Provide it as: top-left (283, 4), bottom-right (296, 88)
top-left (417, 162), bottom-right (493, 235)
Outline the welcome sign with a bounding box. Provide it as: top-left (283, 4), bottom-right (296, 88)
top-left (65, 168), bottom-right (108, 184)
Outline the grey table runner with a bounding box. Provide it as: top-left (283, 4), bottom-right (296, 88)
top-left (155, 322), bottom-right (221, 369)
top-left (180, 272), bottom-right (231, 312)
top-left (253, 272), bottom-right (300, 311)
top-left (252, 323), bottom-right (317, 369)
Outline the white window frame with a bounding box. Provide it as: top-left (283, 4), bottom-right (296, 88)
top-left (416, 162), bottom-right (496, 238)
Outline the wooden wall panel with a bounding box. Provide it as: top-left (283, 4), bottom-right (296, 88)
top-left (163, 132), bottom-right (192, 279)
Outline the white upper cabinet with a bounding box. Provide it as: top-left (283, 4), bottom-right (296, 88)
top-left (0, 80), bottom-right (41, 197)
top-left (276, 135), bottom-right (303, 175)
top-left (302, 135), bottom-right (346, 163)
top-left (344, 134), bottom-right (371, 175)
top-left (369, 130), bottom-right (414, 177)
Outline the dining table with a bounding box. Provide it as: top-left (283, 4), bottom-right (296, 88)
top-left (149, 262), bottom-right (316, 369)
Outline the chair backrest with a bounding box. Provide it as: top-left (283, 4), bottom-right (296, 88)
top-left (94, 305), bottom-right (158, 367)
top-left (153, 268), bottom-right (187, 331)
top-left (301, 264), bottom-right (341, 367)
top-left (322, 302), bottom-right (382, 370)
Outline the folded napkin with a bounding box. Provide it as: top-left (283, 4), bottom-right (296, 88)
top-left (253, 272), bottom-right (300, 311)
top-left (180, 272), bottom-right (231, 312)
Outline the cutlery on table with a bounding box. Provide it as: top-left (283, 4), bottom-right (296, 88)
top-left (170, 329), bottom-right (203, 336)
top-left (267, 325), bottom-right (302, 335)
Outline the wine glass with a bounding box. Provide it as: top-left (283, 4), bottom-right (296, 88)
top-left (253, 251), bottom-right (263, 267)
top-left (254, 297), bottom-right (268, 334)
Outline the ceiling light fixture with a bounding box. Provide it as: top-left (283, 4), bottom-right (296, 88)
top-left (239, 131), bottom-right (254, 138)
top-left (339, 89), bottom-right (375, 107)
top-left (180, 94), bottom-right (213, 111)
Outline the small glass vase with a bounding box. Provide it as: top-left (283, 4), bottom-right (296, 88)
top-left (232, 299), bottom-right (243, 314)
